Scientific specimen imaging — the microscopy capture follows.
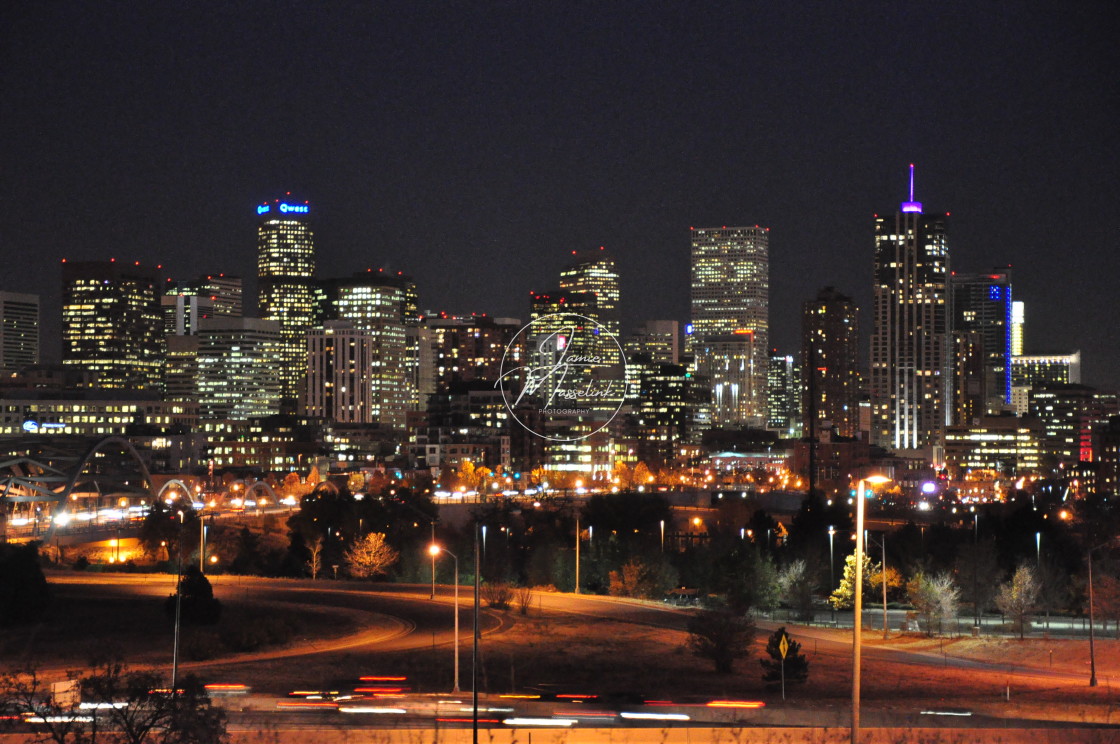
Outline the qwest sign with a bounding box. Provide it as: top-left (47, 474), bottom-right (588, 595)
top-left (257, 202), bottom-right (310, 215)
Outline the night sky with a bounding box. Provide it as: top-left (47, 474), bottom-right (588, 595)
top-left (2, 2), bottom-right (1117, 387)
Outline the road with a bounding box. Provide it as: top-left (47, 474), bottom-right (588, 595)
top-left (39, 573), bottom-right (1118, 735)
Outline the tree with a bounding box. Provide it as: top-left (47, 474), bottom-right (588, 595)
top-left (686, 609), bottom-right (756, 673)
top-left (607, 556), bottom-right (678, 599)
top-left (632, 461), bottom-right (653, 487)
top-left (1035, 554), bottom-right (1072, 631)
top-left (996, 564), bottom-right (1041, 639)
top-left (344, 532), bottom-right (399, 579)
top-left (776, 558), bottom-right (817, 621)
top-left (1, 658), bottom-right (228, 744)
top-left (164, 565), bottom-right (222, 625)
top-left (0, 541), bottom-right (50, 625)
top-left (760, 626), bottom-right (809, 692)
top-left (307, 536), bottom-right (324, 580)
top-left (1094, 572), bottom-right (1120, 639)
top-left (954, 540), bottom-right (1002, 624)
top-left (829, 551), bottom-right (876, 610)
top-left (906, 571), bottom-right (960, 636)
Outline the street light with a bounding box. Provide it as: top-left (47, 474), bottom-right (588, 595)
top-left (1087, 540), bottom-right (1110, 687)
top-left (828, 525), bottom-right (837, 590)
top-left (428, 544), bottom-right (460, 692)
top-left (852, 474), bottom-right (890, 744)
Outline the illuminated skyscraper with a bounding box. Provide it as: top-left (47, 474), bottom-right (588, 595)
top-left (61, 260), bottom-right (163, 390)
top-left (0, 291), bottom-right (39, 374)
top-left (558, 247), bottom-right (621, 335)
top-left (197, 318), bottom-right (283, 421)
top-left (689, 225), bottom-right (770, 427)
top-left (950, 268), bottom-right (1013, 419)
top-left (315, 274), bottom-right (410, 427)
top-left (870, 166), bottom-right (951, 453)
top-left (767, 350), bottom-right (801, 438)
top-left (802, 287), bottom-right (860, 438)
top-left (200, 274), bottom-right (243, 318)
top-left (257, 196), bottom-right (316, 407)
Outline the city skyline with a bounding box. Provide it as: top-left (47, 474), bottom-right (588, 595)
top-left (2, 2), bottom-right (1116, 388)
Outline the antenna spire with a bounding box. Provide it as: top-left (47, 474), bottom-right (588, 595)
top-left (901, 163), bottom-right (922, 213)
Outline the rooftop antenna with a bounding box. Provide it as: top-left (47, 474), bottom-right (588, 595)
top-left (901, 163), bottom-right (922, 213)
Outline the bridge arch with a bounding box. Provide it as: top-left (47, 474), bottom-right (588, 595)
top-left (44, 436), bottom-right (153, 541)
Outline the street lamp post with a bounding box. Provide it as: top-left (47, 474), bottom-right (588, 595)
top-left (852, 475), bottom-right (889, 744)
top-left (828, 525), bottom-right (836, 590)
top-left (574, 515), bottom-right (580, 595)
top-left (428, 544), bottom-right (460, 692)
top-left (1087, 540), bottom-right (1110, 687)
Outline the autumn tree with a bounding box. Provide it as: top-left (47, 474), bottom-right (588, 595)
top-left (608, 556), bottom-right (678, 599)
top-left (996, 564), bottom-right (1040, 639)
top-left (344, 532), bottom-right (399, 579)
top-left (829, 551), bottom-right (876, 610)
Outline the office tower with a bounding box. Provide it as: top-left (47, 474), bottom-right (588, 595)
top-left (306, 321), bottom-right (406, 427)
top-left (1030, 384), bottom-right (1120, 471)
top-left (767, 351), bottom-right (801, 437)
top-left (1010, 352), bottom-right (1081, 414)
top-left (558, 247), bottom-right (621, 335)
top-left (689, 226), bottom-right (770, 427)
top-left (951, 269), bottom-right (1013, 419)
top-left (1010, 301), bottom-right (1025, 356)
top-left (624, 321), bottom-right (680, 406)
top-left (200, 274), bottom-right (243, 318)
top-left (870, 167), bottom-right (951, 453)
top-left (626, 321), bottom-right (680, 365)
top-left (944, 414), bottom-right (1044, 480)
top-left (165, 335), bottom-right (200, 402)
top-left (162, 280), bottom-right (215, 336)
top-left (628, 362), bottom-right (710, 469)
top-left (801, 287), bottom-right (861, 439)
top-left (315, 274), bottom-right (410, 426)
top-left (61, 260), bottom-right (163, 391)
top-left (418, 314), bottom-right (521, 396)
top-left (0, 291), bottom-right (39, 374)
top-left (257, 196), bottom-right (316, 407)
top-left (197, 318), bottom-right (283, 421)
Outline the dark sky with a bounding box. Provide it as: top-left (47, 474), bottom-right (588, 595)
top-left (2, 1), bottom-right (1117, 387)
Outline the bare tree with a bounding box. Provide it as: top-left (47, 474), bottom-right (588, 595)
top-left (344, 533), bottom-right (399, 579)
top-left (1, 659), bottom-right (227, 744)
top-left (996, 564), bottom-right (1040, 639)
top-left (515, 585), bottom-right (533, 616)
top-left (907, 571), bottom-right (960, 636)
top-left (307, 536), bottom-right (323, 580)
top-left (777, 559), bottom-right (817, 621)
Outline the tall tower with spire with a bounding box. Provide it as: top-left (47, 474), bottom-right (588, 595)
top-left (870, 166), bottom-right (951, 455)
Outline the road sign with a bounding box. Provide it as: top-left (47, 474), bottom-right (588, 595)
top-left (779, 632), bottom-right (789, 659)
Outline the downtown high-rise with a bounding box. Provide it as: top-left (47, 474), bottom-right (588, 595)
top-left (257, 196), bottom-right (316, 408)
top-left (0, 291), bottom-right (39, 374)
top-left (61, 260), bottom-right (164, 391)
top-left (802, 287), bottom-right (860, 439)
top-left (558, 247), bottom-right (621, 335)
top-left (689, 226), bottom-right (769, 427)
top-left (870, 167), bottom-right (951, 454)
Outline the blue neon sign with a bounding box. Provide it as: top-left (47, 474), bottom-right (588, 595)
top-left (257, 202), bottom-right (309, 215)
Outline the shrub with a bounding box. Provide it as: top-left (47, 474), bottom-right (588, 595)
top-left (482, 582), bottom-right (514, 610)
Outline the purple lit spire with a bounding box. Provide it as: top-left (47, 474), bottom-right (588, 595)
top-left (901, 163), bottom-right (922, 213)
